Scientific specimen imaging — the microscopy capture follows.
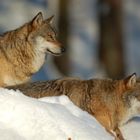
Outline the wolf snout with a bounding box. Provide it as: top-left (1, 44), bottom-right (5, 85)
top-left (61, 47), bottom-right (66, 53)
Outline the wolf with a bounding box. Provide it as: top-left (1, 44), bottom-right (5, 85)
top-left (0, 12), bottom-right (65, 87)
top-left (7, 73), bottom-right (139, 140)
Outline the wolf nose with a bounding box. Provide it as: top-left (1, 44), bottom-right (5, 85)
top-left (61, 47), bottom-right (66, 53)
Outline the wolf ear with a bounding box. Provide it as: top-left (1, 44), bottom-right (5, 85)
top-left (124, 73), bottom-right (136, 89)
top-left (45, 15), bottom-right (54, 24)
top-left (32, 12), bottom-right (43, 27)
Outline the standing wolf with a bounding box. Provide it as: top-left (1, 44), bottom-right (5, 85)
top-left (0, 12), bottom-right (65, 87)
top-left (7, 73), bottom-right (139, 140)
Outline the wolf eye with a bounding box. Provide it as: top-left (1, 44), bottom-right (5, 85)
top-left (47, 34), bottom-right (51, 37)
top-left (48, 34), bottom-right (54, 40)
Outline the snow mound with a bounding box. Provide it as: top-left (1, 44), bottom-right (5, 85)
top-left (121, 117), bottom-right (140, 140)
top-left (0, 88), bottom-right (113, 140)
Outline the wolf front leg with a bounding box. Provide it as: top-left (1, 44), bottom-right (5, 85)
top-left (114, 127), bottom-right (125, 140)
top-left (106, 128), bottom-right (124, 140)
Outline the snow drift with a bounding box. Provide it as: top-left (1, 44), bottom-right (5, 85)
top-left (0, 88), bottom-right (139, 140)
top-left (0, 88), bottom-right (113, 140)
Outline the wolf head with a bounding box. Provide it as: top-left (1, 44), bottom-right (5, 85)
top-left (117, 73), bottom-right (140, 125)
top-left (28, 12), bottom-right (65, 56)
top-left (124, 74), bottom-right (140, 112)
top-left (88, 74), bottom-right (137, 140)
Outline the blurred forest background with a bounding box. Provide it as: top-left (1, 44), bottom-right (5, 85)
top-left (0, 0), bottom-right (139, 80)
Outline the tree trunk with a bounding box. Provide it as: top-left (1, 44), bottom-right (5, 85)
top-left (53, 0), bottom-right (70, 75)
top-left (98, 0), bottom-right (125, 78)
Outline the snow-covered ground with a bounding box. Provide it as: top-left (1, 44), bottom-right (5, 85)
top-left (0, 88), bottom-right (139, 140)
top-left (0, 88), bottom-right (113, 140)
top-left (121, 118), bottom-right (140, 140)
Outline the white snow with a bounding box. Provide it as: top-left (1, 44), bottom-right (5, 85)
top-left (121, 117), bottom-right (140, 140)
top-left (0, 88), bottom-right (113, 140)
top-left (0, 88), bottom-right (139, 140)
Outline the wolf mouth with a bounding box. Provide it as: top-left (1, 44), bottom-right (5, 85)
top-left (47, 49), bottom-right (62, 56)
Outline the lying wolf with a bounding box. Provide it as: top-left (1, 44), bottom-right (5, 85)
top-left (7, 73), bottom-right (138, 140)
top-left (0, 12), bottom-right (65, 87)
